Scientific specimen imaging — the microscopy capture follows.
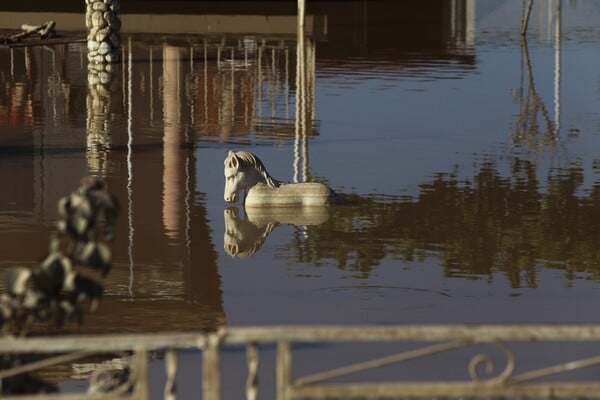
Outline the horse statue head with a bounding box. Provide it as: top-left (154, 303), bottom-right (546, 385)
top-left (224, 150), bottom-right (280, 203)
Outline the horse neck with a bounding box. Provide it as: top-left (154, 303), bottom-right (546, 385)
top-left (246, 166), bottom-right (279, 188)
top-left (244, 167), bottom-right (268, 188)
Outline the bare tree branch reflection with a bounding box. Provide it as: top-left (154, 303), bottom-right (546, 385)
top-left (510, 37), bottom-right (558, 153)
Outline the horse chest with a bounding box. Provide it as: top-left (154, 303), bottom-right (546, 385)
top-left (245, 182), bottom-right (337, 207)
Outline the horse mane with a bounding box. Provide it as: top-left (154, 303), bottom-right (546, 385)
top-left (233, 151), bottom-right (281, 188)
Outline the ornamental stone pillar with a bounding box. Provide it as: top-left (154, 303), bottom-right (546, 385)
top-left (85, 0), bottom-right (122, 174)
top-left (86, 0), bottom-right (121, 65)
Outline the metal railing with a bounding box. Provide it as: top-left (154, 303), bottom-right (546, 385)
top-left (3, 325), bottom-right (600, 399)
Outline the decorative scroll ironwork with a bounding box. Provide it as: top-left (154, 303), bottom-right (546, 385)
top-left (468, 341), bottom-right (515, 384)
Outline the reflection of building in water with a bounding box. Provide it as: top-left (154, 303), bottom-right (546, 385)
top-left (310, 1), bottom-right (476, 69)
top-left (1, 1), bottom-right (479, 142)
top-left (115, 35), bottom-right (319, 145)
top-left (0, 0), bottom-right (483, 332)
top-left (0, 43), bottom-right (225, 332)
top-left (100, 43), bottom-right (225, 331)
top-left (0, 44), bottom-right (89, 236)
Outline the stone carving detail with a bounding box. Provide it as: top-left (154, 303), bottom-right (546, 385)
top-left (85, 0), bottom-right (121, 170)
top-left (86, 0), bottom-right (121, 65)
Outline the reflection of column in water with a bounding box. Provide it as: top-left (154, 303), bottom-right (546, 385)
top-left (257, 42), bottom-right (263, 121)
top-left (86, 62), bottom-right (119, 175)
top-left (304, 37), bottom-right (315, 181)
top-left (285, 46), bottom-right (290, 119)
top-left (448, 0), bottom-right (476, 50)
top-left (294, 19), bottom-right (305, 183)
top-left (127, 37), bottom-right (135, 297)
top-left (203, 39), bottom-right (209, 127)
top-left (162, 46), bottom-right (183, 240)
top-left (294, 20), bottom-right (314, 183)
top-left (298, 0), bottom-right (306, 28)
top-left (547, 0), bottom-right (553, 42)
top-left (554, 0), bottom-right (561, 135)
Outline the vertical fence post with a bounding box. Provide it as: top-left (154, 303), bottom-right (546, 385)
top-left (132, 348), bottom-right (149, 400)
top-left (203, 334), bottom-right (222, 400)
top-left (164, 349), bottom-right (178, 400)
top-left (276, 341), bottom-right (292, 400)
top-left (246, 342), bottom-right (259, 400)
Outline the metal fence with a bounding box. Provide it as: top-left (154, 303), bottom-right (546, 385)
top-left (3, 325), bottom-right (600, 399)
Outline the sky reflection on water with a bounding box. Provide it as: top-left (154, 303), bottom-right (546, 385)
top-left (1, 2), bottom-right (600, 338)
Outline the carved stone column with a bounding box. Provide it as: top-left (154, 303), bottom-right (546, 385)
top-left (86, 0), bottom-right (121, 65)
top-left (85, 0), bottom-right (121, 175)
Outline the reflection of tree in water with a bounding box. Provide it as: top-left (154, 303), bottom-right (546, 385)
top-left (510, 38), bottom-right (559, 152)
top-left (288, 159), bottom-right (600, 287)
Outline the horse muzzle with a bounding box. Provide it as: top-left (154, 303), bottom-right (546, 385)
top-left (224, 193), bottom-right (239, 203)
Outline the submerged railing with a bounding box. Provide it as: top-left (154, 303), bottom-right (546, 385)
top-left (3, 325), bottom-right (600, 399)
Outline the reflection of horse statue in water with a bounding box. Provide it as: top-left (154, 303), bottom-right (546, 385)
top-left (223, 206), bottom-right (335, 257)
top-left (224, 150), bottom-right (342, 206)
top-left (223, 207), bottom-right (276, 258)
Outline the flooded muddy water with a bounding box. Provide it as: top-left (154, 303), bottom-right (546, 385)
top-left (2, 0), bottom-right (600, 397)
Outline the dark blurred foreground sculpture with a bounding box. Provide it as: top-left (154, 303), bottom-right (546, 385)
top-left (0, 177), bottom-right (119, 395)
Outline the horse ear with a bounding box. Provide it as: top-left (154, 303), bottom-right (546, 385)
top-left (230, 153), bottom-right (239, 168)
top-left (225, 151), bottom-right (238, 168)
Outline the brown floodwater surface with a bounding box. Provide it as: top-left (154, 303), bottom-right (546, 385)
top-left (3, 1), bottom-right (600, 397)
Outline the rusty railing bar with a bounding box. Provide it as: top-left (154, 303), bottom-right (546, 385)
top-left (292, 382), bottom-right (600, 398)
top-left (223, 325), bottom-right (600, 344)
top-left (295, 339), bottom-right (470, 386)
top-left (510, 353), bottom-right (600, 384)
top-left (4, 326), bottom-right (600, 354)
top-left (0, 332), bottom-right (208, 353)
top-left (0, 393), bottom-right (131, 400)
top-left (0, 349), bottom-right (100, 380)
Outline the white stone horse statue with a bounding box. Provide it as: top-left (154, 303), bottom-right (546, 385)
top-left (224, 150), bottom-right (342, 207)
